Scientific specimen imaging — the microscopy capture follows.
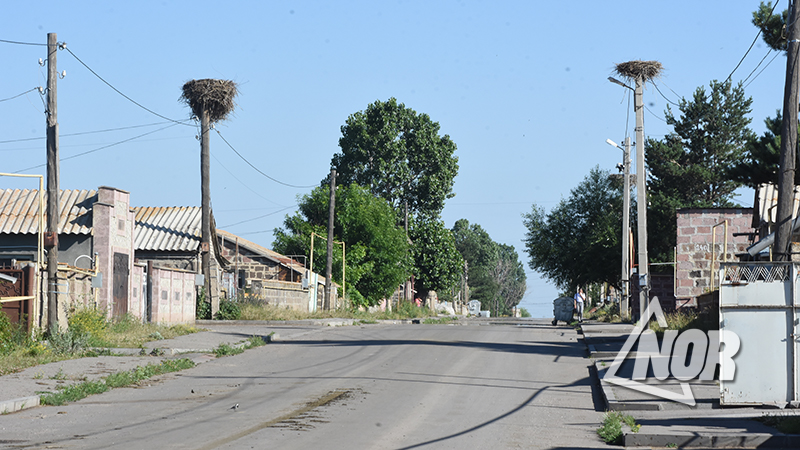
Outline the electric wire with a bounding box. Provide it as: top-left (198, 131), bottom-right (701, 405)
top-left (742, 48), bottom-right (778, 85)
top-left (219, 204), bottom-right (298, 229)
top-left (210, 150), bottom-right (286, 207)
top-left (12, 123), bottom-right (180, 173)
top-left (214, 129), bottom-right (318, 189)
top-left (63, 47), bottom-right (191, 126)
top-left (644, 105), bottom-right (668, 123)
top-left (651, 82), bottom-right (680, 107)
top-left (0, 121), bottom-right (187, 144)
top-left (745, 51), bottom-right (783, 88)
top-left (0, 87), bottom-right (40, 103)
top-left (726, 0), bottom-right (781, 82)
top-left (0, 38), bottom-right (47, 46)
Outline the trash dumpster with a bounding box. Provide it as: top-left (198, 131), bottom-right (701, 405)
top-left (552, 296), bottom-right (574, 325)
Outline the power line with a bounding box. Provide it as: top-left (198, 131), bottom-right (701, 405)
top-left (644, 105), bottom-right (668, 123)
top-left (0, 120), bottom-right (188, 144)
top-left (219, 204), bottom-right (298, 229)
top-left (651, 81), bottom-right (680, 107)
top-left (209, 150), bottom-right (286, 207)
top-left (726, 0), bottom-right (781, 82)
top-left (214, 129), bottom-right (318, 189)
top-left (0, 38), bottom-right (47, 46)
top-left (63, 47), bottom-right (191, 126)
top-left (745, 50), bottom-right (783, 88)
top-left (742, 48), bottom-right (778, 85)
top-left (13, 123), bottom-right (180, 173)
top-left (0, 87), bottom-right (40, 103)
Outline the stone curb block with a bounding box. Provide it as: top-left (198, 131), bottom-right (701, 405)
top-left (0, 395), bottom-right (40, 414)
top-left (624, 431), bottom-right (800, 448)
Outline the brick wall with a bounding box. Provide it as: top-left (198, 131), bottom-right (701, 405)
top-left (675, 208), bottom-right (754, 305)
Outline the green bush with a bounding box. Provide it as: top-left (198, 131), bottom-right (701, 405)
top-left (67, 305), bottom-right (108, 345)
top-left (519, 308), bottom-right (532, 318)
top-left (196, 288), bottom-right (211, 320)
top-left (0, 311), bottom-right (14, 355)
top-left (215, 298), bottom-right (241, 320)
top-left (48, 328), bottom-right (90, 355)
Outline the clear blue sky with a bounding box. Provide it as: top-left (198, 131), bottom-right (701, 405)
top-left (1, 1), bottom-right (787, 317)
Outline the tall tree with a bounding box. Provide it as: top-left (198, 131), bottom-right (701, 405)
top-left (452, 219), bottom-right (527, 316)
top-left (522, 167), bottom-right (623, 292)
top-left (729, 112), bottom-right (800, 188)
top-left (328, 98), bottom-right (459, 219)
top-left (753, 1), bottom-right (788, 52)
top-left (409, 217), bottom-right (464, 297)
top-left (273, 184), bottom-right (411, 307)
top-left (646, 79), bottom-right (755, 262)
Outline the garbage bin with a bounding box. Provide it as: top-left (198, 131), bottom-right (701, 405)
top-left (552, 296), bottom-right (574, 325)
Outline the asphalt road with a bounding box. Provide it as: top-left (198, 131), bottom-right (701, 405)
top-left (0, 319), bottom-right (608, 449)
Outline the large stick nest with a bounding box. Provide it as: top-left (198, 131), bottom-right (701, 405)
top-left (180, 79), bottom-right (238, 122)
top-left (613, 60), bottom-right (663, 82)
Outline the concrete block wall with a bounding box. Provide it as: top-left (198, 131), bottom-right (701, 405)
top-left (675, 208), bottom-right (754, 305)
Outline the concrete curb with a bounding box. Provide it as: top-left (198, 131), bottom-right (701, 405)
top-left (0, 395), bottom-right (40, 414)
top-left (623, 427), bottom-right (800, 448)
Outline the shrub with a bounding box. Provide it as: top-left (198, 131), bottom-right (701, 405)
top-left (215, 298), bottom-right (241, 320)
top-left (196, 288), bottom-right (211, 320)
top-left (67, 304), bottom-right (108, 345)
top-left (519, 308), bottom-right (532, 318)
top-left (48, 328), bottom-right (90, 355)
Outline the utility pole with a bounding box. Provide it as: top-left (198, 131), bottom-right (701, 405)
top-left (621, 137), bottom-right (632, 321)
top-left (774, 0), bottom-right (800, 261)
top-left (634, 75), bottom-right (650, 326)
top-left (45, 32), bottom-right (60, 335)
top-left (325, 169), bottom-right (336, 310)
top-left (200, 109), bottom-right (215, 315)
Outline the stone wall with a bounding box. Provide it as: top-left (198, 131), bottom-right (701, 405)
top-left (675, 208), bottom-right (754, 306)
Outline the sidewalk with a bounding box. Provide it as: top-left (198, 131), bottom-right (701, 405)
top-left (0, 320), bottom-right (362, 415)
top-left (581, 321), bottom-right (800, 448)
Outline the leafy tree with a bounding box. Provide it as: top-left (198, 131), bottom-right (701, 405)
top-left (409, 217), bottom-right (464, 297)
top-left (452, 219), bottom-right (527, 316)
top-left (328, 98), bottom-right (459, 219)
top-left (753, 1), bottom-right (788, 52)
top-left (273, 184), bottom-right (411, 307)
top-left (646, 79), bottom-right (754, 262)
top-left (522, 167), bottom-right (623, 292)
top-left (729, 111), bottom-right (800, 188)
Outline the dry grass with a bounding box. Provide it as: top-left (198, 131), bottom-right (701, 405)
top-left (101, 319), bottom-right (201, 348)
top-left (239, 302), bottom-right (434, 321)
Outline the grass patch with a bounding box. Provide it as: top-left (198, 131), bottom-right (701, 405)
top-left (597, 411), bottom-right (640, 444)
top-left (213, 335), bottom-right (268, 358)
top-left (587, 302), bottom-right (623, 323)
top-left (422, 317), bottom-right (458, 324)
top-left (648, 310), bottom-right (715, 335)
top-left (758, 415), bottom-right (800, 434)
top-left (238, 301), bottom-right (436, 322)
top-left (40, 358), bottom-right (195, 406)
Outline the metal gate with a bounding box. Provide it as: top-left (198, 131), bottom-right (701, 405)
top-left (719, 262), bottom-right (799, 405)
top-left (0, 266), bottom-right (35, 331)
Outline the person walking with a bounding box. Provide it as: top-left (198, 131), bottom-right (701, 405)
top-left (574, 288), bottom-right (586, 323)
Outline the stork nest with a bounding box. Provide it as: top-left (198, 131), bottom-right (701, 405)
top-left (180, 79), bottom-right (238, 122)
top-left (613, 60), bottom-right (663, 82)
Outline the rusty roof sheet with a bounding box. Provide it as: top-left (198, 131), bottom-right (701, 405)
top-left (0, 189), bottom-right (96, 235)
top-left (754, 183), bottom-right (800, 228)
top-left (133, 206), bottom-right (203, 252)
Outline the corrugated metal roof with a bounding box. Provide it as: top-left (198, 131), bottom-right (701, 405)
top-left (0, 189), bottom-right (96, 235)
top-left (754, 183), bottom-right (800, 227)
top-left (133, 206), bottom-right (202, 252)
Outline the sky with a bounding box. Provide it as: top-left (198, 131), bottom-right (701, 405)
top-left (0, 1), bottom-right (788, 318)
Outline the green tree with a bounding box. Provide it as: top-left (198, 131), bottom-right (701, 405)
top-left (409, 217), bottom-right (464, 297)
top-left (646, 79), bottom-right (754, 262)
top-left (522, 167), bottom-right (623, 292)
top-left (452, 219), bottom-right (527, 316)
top-left (328, 98), bottom-right (459, 219)
top-left (729, 112), bottom-right (800, 188)
top-left (753, 1), bottom-right (788, 52)
top-left (273, 184), bottom-right (411, 307)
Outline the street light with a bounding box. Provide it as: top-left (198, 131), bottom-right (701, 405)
top-left (606, 138), bottom-right (632, 321)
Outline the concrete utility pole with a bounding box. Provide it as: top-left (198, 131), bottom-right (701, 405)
top-left (200, 109), bottom-right (216, 315)
top-left (612, 137), bottom-right (632, 321)
top-left (774, 0), bottom-right (800, 261)
top-left (633, 76), bottom-right (650, 325)
top-left (45, 32), bottom-right (60, 335)
top-left (325, 169), bottom-right (336, 310)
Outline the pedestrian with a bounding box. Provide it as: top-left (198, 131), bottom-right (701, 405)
top-left (574, 288), bottom-right (586, 323)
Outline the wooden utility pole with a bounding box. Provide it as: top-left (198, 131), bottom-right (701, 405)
top-left (633, 76), bottom-right (650, 326)
top-left (774, 0), bottom-right (800, 261)
top-left (200, 109), bottom-right (216, 314)
top-left (45, 32), bottom-right (60, 335)
top-left (324, 169), bottom-right (336, 310)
